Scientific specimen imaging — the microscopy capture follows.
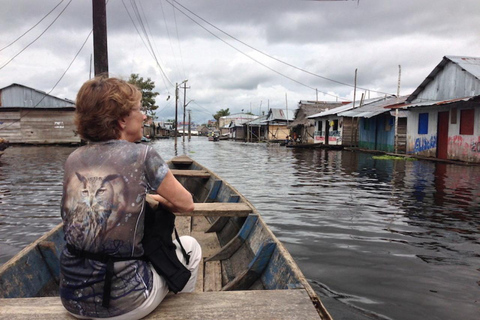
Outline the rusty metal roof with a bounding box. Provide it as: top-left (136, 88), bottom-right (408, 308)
top-left (401, 95), bottom-right (480, 109)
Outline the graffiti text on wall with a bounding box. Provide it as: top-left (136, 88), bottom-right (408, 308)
top-left (471, 140), bottom-right (480, 153)
top-left (414, 136), bottom-right (437, 153)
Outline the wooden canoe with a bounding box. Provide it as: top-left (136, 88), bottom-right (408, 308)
top-left (0, 155), bottom-right (332, 320)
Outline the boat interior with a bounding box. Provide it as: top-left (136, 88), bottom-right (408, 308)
top-left (0, 155), bottom-right (330, 319)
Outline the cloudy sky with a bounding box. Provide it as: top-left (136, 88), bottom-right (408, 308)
top-left (1, 0), bottom-right (479, 124)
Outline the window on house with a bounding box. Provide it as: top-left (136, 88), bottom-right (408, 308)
top-left (332, 119), bottom-right (339, 131)
top-left (317, 121), bottom-right (323, 133)
top-left (418, 113), bottom-right (429, 134)
top-left (460, 109), bottom-right (474, 135)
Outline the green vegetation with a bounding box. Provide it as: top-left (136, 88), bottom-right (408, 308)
top-left (213, 108), bottom-right (230, 127)
top-left (372, 155), bottom-right (416, 161)
top-left (128, 73), bottom-right (159, 119)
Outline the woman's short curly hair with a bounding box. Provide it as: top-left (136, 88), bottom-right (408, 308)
top-left (75, 76), bottom-right (142, 142)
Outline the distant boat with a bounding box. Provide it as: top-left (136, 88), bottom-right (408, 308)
top-left (218, 133), bottom-right (229, 140)
top-left (0, 155), bottom-right (332, 319)
top-left (208, 131), bottom-right (220, 141)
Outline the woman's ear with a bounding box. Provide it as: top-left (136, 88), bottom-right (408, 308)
top-left (118, 118), bottom-right (126, 130)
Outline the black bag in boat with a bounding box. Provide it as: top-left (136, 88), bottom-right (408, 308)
top-left (142, 197), bottom-right (191, 293)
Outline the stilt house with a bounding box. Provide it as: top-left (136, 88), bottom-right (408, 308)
top-left (244, 115), bottom-right (268, 142)
top-left (338, 96), bottom-right (408, 153)
top-left (401, 56), bottom-right (480, 162)
top-left (219, 113), bottom-right (258, 139)
top-left (264, 108), bottom-right (294, 142)
top-left (0, 83), bottom-right (79, 144)
top-left (288, 101), bottom-right (344, 144)
top-left (308, 98), bottom-right (383, 147)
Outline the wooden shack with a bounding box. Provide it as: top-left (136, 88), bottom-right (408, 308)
top-left (0, 84), bottom-right (79, 144)
top-left (289, 101), bottom-right (344, 144)
top-left (265, 108), bottom-right (294, 142)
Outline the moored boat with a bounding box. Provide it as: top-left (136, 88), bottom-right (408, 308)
top-left (0, 155), bottom-right (331, 319)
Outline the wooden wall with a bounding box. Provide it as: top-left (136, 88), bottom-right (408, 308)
top-left (341, 117), bottom-right (359, 147)
top-left (0, 109), bottom-right (80, 144)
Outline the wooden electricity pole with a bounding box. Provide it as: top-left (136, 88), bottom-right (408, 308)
top-left (92, 0), bottom-right (108, 76)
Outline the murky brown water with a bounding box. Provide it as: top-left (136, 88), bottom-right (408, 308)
top-left (1, 138), bottom-right (479, 320)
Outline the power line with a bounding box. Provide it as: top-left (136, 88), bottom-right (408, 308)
top-left (0, 29), bottom-right (93, 131)
top-left (124, 0), bottom-right (174, 90)
top-left (0, 0), bottom-right (73, 71)
top-left (158, 0), bottom-right (184, 82)
top-left (0, 0), bottom-right (66, 52)
top-left (171, 0), bottom-right (392, 97)
top-left (169, 0), bottom-right (187, 80)
top-left (137, 0), bottom-right (174, 94)
top-left (166, 0), bottom-right (345, 101)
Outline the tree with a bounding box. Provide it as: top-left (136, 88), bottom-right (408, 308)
top-left (128, 74), bottom-right (159, 119)
top-left (213, 108), bottom-right (230, 127)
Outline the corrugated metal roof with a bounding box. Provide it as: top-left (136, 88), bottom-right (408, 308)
top-left (290, 101), bottom-right (344, 127)
top-left (0, 83), bottom-right (75, 108)
top-left (245, 115), bottom-right (268, 125)
top-left (265, 108), bottom-right (295, 122)
top-left (401, 95), bottom-right (479, 109)
top-left (407, 56), bottom-right (480, 103)
top-left (219, 113), bottom-right (258, 120)
top-left (449, 56), bottom-right (480, 79)
top-left (339, 96), bottom-right (408, 118)
top-left (308, 97), bottom-right (387, 119)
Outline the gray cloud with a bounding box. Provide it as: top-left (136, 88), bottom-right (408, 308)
top-left (1, 0), bottom-right (479, 123)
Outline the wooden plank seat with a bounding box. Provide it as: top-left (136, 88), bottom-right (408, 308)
top-left (170, 169), bottom-right (211, 178)
top-left (170, 156), bottom-right (193, 166)
top-left (0, 290), bottom-right (320, 319)
top-left (175, 203), bottom-right (252, 217)
top-left (206, 194), bottom-right (240, 233)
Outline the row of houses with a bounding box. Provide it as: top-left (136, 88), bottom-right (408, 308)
top-left (218, 109), bottom-right (296, 142)
top-left (2, 55), bottom-right (479, 163)
top-left (290, 55), bottom-right (480, 164)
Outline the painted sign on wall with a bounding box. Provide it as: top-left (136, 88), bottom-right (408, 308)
top-left (413, 135), bottom-right (437, 153)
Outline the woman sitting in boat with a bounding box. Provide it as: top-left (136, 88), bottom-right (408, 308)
top-left (59, 76), bottom-right (202, 319)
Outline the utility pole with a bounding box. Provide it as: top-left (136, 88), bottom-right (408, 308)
top-left (182, 82), bottom-right (190, 142)
top-left (175, 80), bottom-right (188, 145)
top-left (188, 109), bottom-right (192, 140)
top-left (92, 0), bottom-right (108, 76)
top-left (353, 69), bottom-right (357, 108)
top-left (395, 65), bottom-right (401, 154)
top-left (175, 82), bottom-right (179, 144)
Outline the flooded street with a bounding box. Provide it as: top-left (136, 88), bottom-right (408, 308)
top-left (1, 137), bottom-right (479, 320)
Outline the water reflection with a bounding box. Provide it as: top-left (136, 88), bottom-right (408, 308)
top-left (0, 139), bottom-right (478, 320)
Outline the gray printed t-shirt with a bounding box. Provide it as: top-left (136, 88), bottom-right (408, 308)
top-left (59, 140), bottom-right (168, 318)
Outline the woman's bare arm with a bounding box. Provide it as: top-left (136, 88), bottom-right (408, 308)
top-left (154, 170), bottom-right (194, 213)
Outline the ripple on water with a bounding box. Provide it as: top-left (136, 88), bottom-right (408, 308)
top-left (1, 140), bottom-right (479, 320)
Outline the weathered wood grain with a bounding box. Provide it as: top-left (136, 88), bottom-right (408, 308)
top-left (170, 169), bottom-right (211, 178)
top-left (0, 290), bottom-right (320, 319)
top-left (175, 203), bottom-right (252, 217)
top-left (170, 157), bottom-right (193, 166)
top-left (204, 261), bottom-right (222, 292)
